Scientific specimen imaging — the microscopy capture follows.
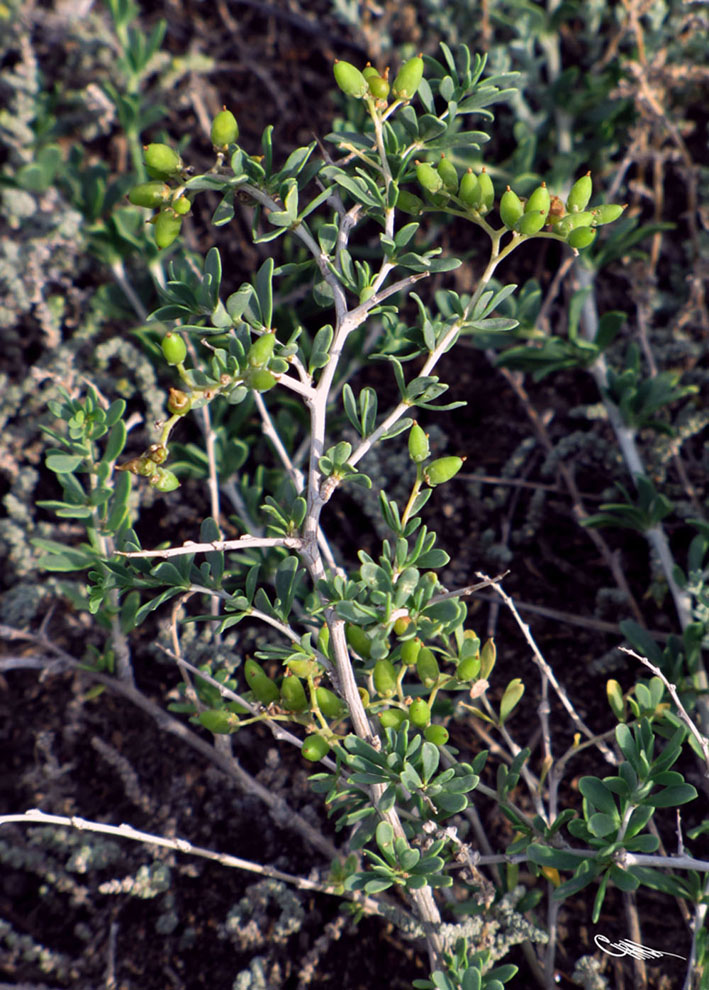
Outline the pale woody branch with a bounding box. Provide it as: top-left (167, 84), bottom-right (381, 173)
top-left (116, 535), bottom-right (303, 560)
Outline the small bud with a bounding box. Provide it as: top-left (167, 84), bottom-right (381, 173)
top-left (591, 204), bottom-right (626, 226)
top-left (437, 155), bottom-right (458, 194)
top-left (416, 161), bottom-right (443, 194)
top-left (143, 143), bottom-right (182, 176)
top-left (525, 182), bottom-right (550, 220)
top-left (393, 616), bottom-right (410, 637)
top-left (367, 75), bottom-right (390, 101)
top-left (333, 60), bottom-right (369, 98)
top-left (301, 734), bottom-right (331, 761)
top-left (210, 108), bottom-right (239, 148)
top-left (477, 169), bottom-right (494, 212)
top-left (424, 455), bottom-right (464, 486)
top-left (172, 195), bottom-right (192, 216)
top-left (500, 187), bottom-right (524, 229)
top-left (162, 332), bottom-right (187, 366)
top-left (167, 388), bottom-right (191, 415)
top-left (566, 171), bottom-right (592, 213)
top-left (128, 181), bottom-right (171, 208)
top-left (459, 169), bottom-right (480, 208)
top-left (567, 226), bottom-right (596, 250)
top-left (409, 697), bottom-right (431, 728)
top-left (392, 55), bottom-right (424, 101)
top-left (408, 422), bottom-right (430, 463)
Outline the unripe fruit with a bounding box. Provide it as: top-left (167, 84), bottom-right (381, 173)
top-left (153, 209), bottom-right (182, 248)
top-left (500, 187), bottom-right (524, 228)
top-left (245, 659), bottom-right (280, 705)
top-left (477, 169), bottom-right (494, 212)
top-left (459, 169), bottom-right (480, 207)
top-left (302, 734), bottom-right (330, 761)
top-left (566, 171), bottom-right (592, 213)
top-left (346, 624), bottom-right (371, 658)
top-left (400, 638), bottom-right (421, 666)
top-left (199, 710), bottom-right (236, 733)
top-left (280, 675), bottom-right (308, 712)
top-left (456, 653), bottom-right (481, 682)
top-left (416, 647), bottom-right (439, 688)
top-left (525, 182), bottom-right (550, 219)
top-left (168, 387), bottom-right (191, 415)
top-left (316, 686), bottom-right (345, 719)
top-left (392, 55), bottom-right (424, 101)
top-left (247, 331), bottom-right (276, 368)
top-left (591, 203), bottom-right (626, 226)
top-left (379, 709), bottom-right (406, 729)
top-left (373, 659), bottom-right (398, 698)
top-left (416, 161), bottom-right (443, 194)
top-left (423, 724), bottom-right (449, 746)
top-left (211, 108), bottom-right (239, 147)
top-left (409, 697), bottom-right (431, 728)
top-left (162, 332), bottom-right (187, 366)
top-left (514, 210), bottom-right (547, 236)
top-left (362, 64), bottom-right (380, 81)
top-left (248, 369), bottom-right (277, 391)
top-left (568, 226), bottom-right (597, 250)
top-left (437, 156), bottom-right (458, 194)
top-left (333, 60), bottom-right (369, 98)
top-left (424, 455), bottom-right (464, 486)
top-left (128, 181), bottom-right (170, 208)
top-left (393, 616), bottom-right (410, 637)
top-left (368, 75), bottom-right (390, 100)
top-left (150, 467), bottom-right (180, 492)
top-left (143, 143), bottom-right (182, 176)
top-left (554, 210), bottom-right (595, 236)
top-left (408, 423), bottom-right (430, 462)
top-left (172, 195), bottom-right (191, 215)
top-left (396, 189), bottom-right (424, 215)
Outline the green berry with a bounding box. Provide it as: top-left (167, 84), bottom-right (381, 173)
top-left (416, 161), bottom-right (443, 194)
top-left (424, 455), bottom-right (464, 486)
top-left (477, 169), bottom-right (495, 212)
top-left (150, 467), bottom-right (180, 492)
top-left (172, 195), bottom-right (191, 216)
top-left (162, 332), bottom-right (187, 366)
top-left (456, 653), bottom-right (481, 682)
top-left (408, 423), bottom-right (430, 463)
top-left (368, 75), bottom-right (390, 101)
top-left (591, 204), bottom-right (626, 226)
top-left (248, 369), bottom-right (277, 392)
top-left (437, 156), bottom-right (458, 194)
top-left (525, 182), bottom-right (550, 219)
top-left (198, 710), bottom-right (237, 734)
top-left (423, 724), bottom-right (449, 746)
top-left (211, 108), bottom-right (239, 148)
top-left (280, 675), bottom-right (308, 712)
top-left (500, 187), bottom-right (524, 229)
top-left (302, 734), bottom-right (331, 761)
top-left (346, 624), bottom-right (371, 659)
top-left (393, 616), bottom-right (410, 637)
top-left (316, 686), bottom-right (345, 719)
top-left (167, 388), bottom-right (191, 415)
top-left (409, 697), bottom-right (431, 728)
top-left (143, 143), bottom-right (182, 176)
top-left (373, 659), bottom-right (398, 698)
top-left (128, 181), bottom-right (170, 208)
top-left (514, 210), bottom-right (547, 236)
top-left (396, 189), bottom-right (424, 215)
top-left (416, 647), bottom-right (439, 688)
top-left (245, 659), bottom-right (280, 705)
top-left (153, 209), bottom-right (182, 248)
top-left (392, 55), bottom-right (424, 101)
top-left (362, 64), bottom-right (380, 81)
top-left (247, 331), bottom-right (276, 368)
top-left (379, 709), bottom-right (406, 729)
top-left (459, 169), bottom-right (480, 207)
top-left (567, 226), bottom-right (597, 250)
top-left (333, 60), bottom-right (369, 98)
top-left (400, 638), bottom-right (421, 666)
top-left (566, 171), bottom-right (592, 213)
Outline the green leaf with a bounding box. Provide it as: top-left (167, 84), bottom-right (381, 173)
top-left (645, 783), bottom-right (697, 807)
top-left (579, 777), bottom-right (619, 818)
top-left (254, 257), bottom-right (274, 328)
top-left (46, 453), bottom-right (84, 473)
top-left (499, 678), bottom-right (524, 724)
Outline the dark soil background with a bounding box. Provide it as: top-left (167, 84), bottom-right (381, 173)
top-left (1, 1), bottom-right (707, 989)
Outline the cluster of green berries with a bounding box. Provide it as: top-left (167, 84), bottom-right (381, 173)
top-left (127, 108), bottom-right (239, 249)
top-left (333, 54), bottom-right (424, 105)
top-left (408, 162), bottom-right (625, 248)
top-left (408, 422), bottom-right (465, 486)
